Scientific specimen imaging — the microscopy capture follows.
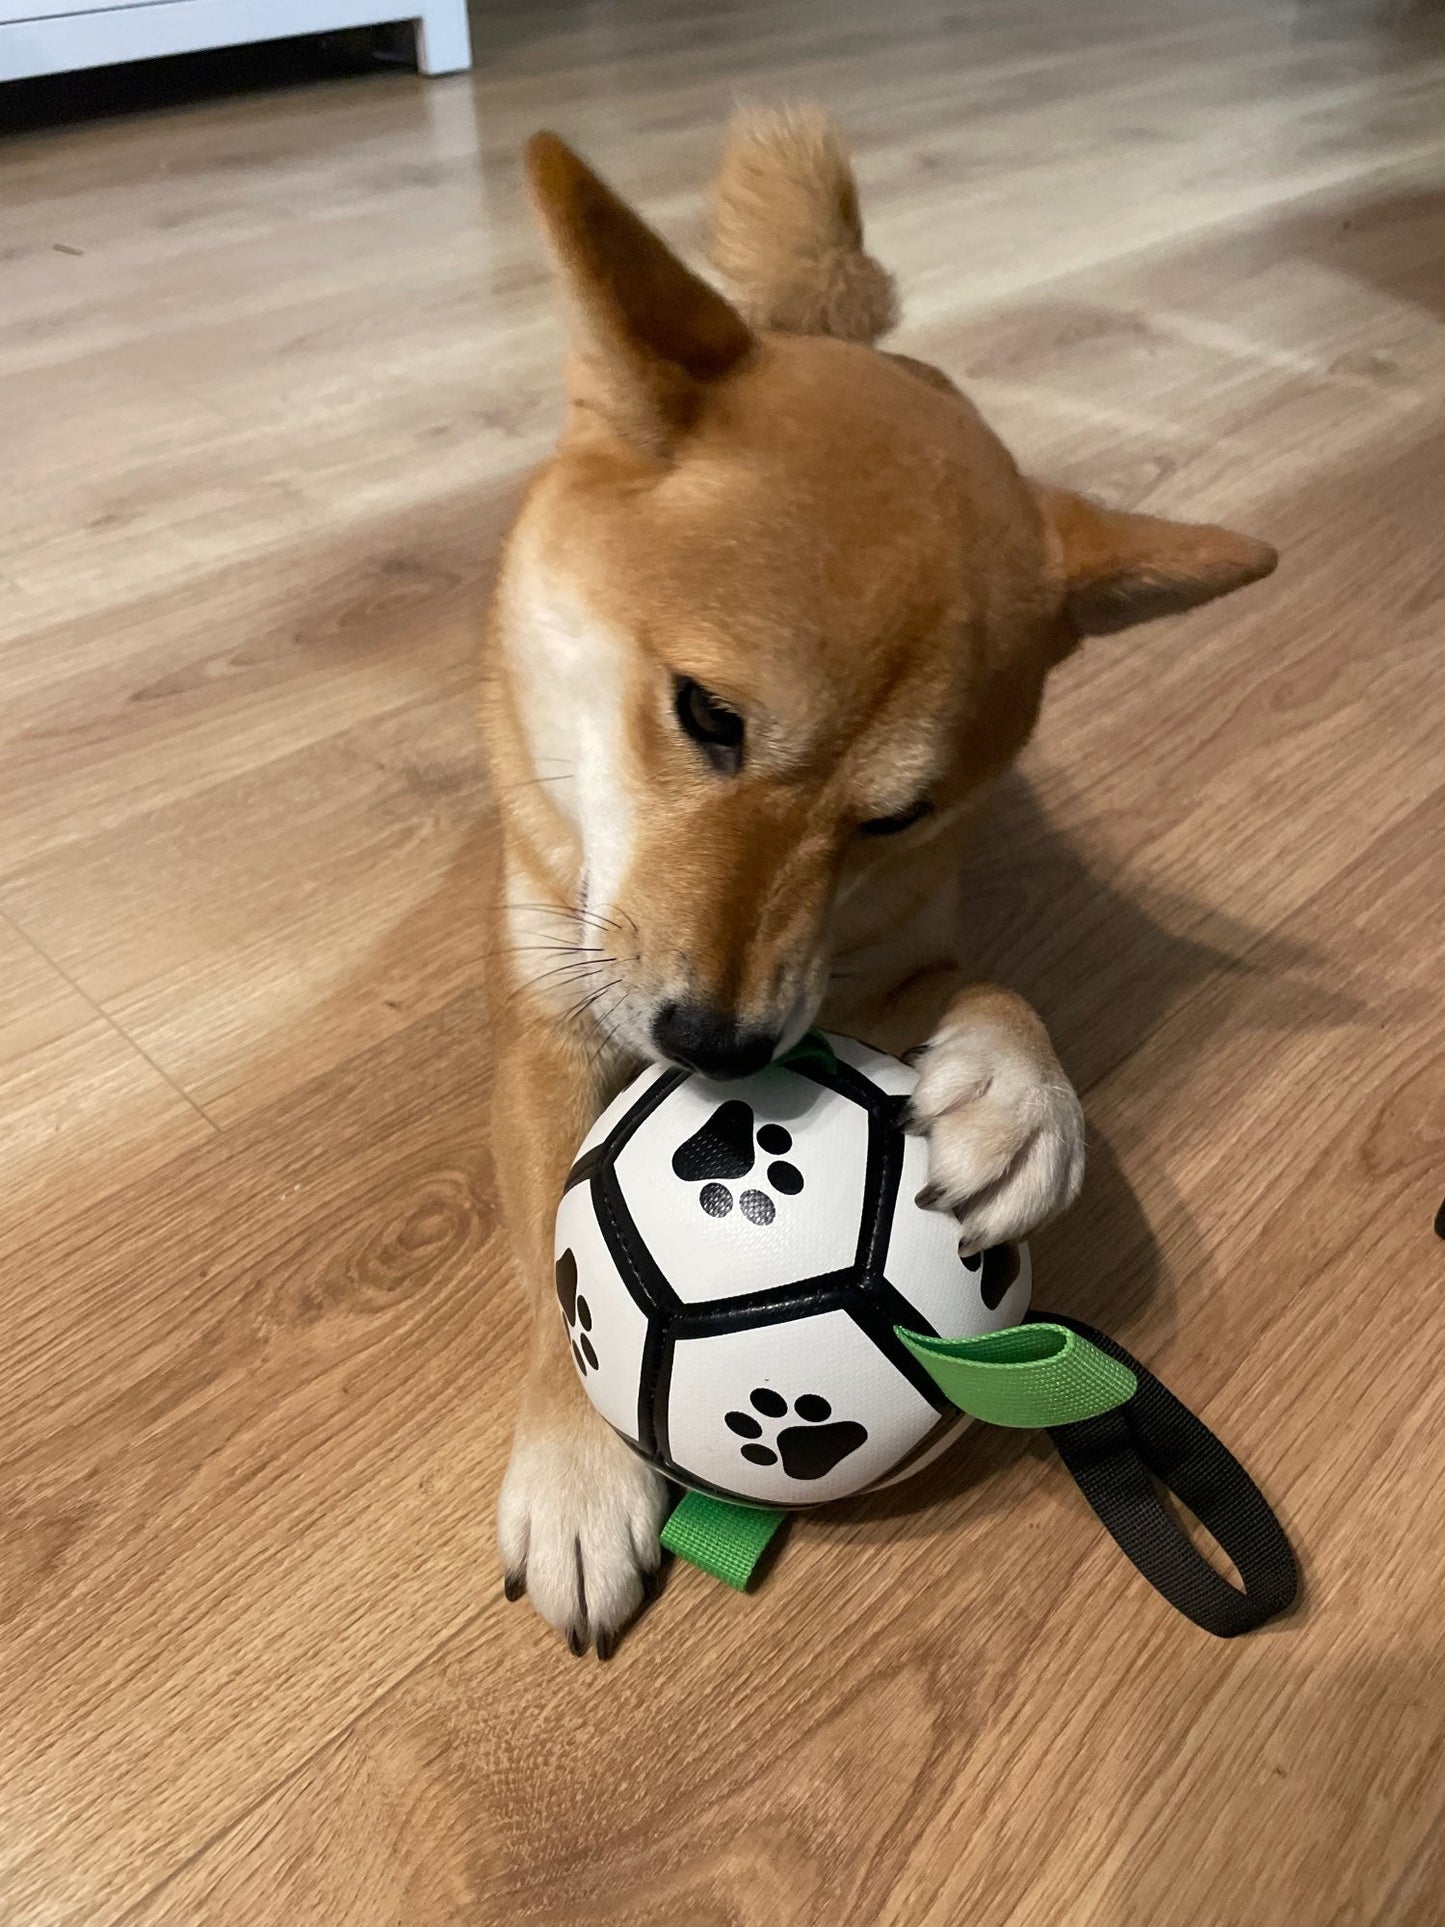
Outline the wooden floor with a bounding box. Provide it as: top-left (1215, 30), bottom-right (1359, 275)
top-left (2, 0), bottom-right (1444, 1920)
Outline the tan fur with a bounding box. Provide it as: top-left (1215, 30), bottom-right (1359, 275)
top-left (483, 112), bottom-right (1277, 1653)
top-left (711, 105), bottom-right (899, 343)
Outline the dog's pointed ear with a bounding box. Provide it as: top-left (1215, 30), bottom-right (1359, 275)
top-left (1036, 485), bottom-right (1277, 636)
top-left (525, 132), bottom-right (755, 455)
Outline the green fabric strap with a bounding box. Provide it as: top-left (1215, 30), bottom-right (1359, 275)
top-left (661, 1491), bottom-right (787, 1590)
top-left (778, 1031), bottom-right (838, 1077)
top-left (896, 1321), bottom-right (1136, 1428)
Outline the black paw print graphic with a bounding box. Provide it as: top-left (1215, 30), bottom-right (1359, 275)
top-left (724, 1388), bottom-right (868, 1480)
top-left (964, 1242), bottom-right (1022, 1311)
top-left (671, 1100), bottom-right (803, 1226)
top-left (555, 1248), bottom-right (598, 1376)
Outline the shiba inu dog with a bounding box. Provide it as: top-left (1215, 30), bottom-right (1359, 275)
top-left (483, 108), bottom-right (1275, 1655)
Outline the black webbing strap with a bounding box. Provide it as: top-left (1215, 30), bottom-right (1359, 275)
top-left (1035, 1313), bottom-right (1299, 1637)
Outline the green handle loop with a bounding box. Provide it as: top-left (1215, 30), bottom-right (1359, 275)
top-left (661, 1492), bottom-right (786, 1590)
top-left (896, 1321), bottom-right (1136, 1429)
top-left (778, 1030), bottom-right (838, 1077)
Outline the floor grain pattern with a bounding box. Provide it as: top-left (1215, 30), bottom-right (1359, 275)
top-left (1, 0), bottom-right (1442, 1922)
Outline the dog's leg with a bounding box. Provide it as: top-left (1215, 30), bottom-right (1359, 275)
top-left (849, 973), bottom-right (1085, 1252)
top-left (493, 1008), bottom-right (667, 1656)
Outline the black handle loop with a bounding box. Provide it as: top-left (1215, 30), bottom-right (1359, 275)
top-left (1034, 1313), bottom-right (1299, 1637)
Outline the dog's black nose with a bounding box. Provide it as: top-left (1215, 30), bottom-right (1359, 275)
top-left (652, 1003), bottom-right (778, 1080)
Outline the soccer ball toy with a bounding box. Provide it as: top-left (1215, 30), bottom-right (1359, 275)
top-left (551, 1031), bottom-right (1301, 1636)
top-left (554, 1031), bottom-right (1031, 1506)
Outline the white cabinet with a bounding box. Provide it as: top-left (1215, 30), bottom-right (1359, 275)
top-left (0, 0), bottom-right (472, 83)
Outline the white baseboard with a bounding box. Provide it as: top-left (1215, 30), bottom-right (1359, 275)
top-left (0, 0), bottom-right (472, 83)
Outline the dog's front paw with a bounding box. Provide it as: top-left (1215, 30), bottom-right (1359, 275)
top-left (907, 1013), bottom-right (1085, 1251)
top-left (498, 1413), bottom-right (668, 1658)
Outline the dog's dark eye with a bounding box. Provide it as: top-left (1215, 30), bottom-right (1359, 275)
top-left (859, 799), bottom-right (933, 837)
top-left (674, 677), bottom-right (744, 773)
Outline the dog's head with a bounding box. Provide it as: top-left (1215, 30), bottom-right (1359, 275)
top-left (495, 111), bottom-right (1275, 1076)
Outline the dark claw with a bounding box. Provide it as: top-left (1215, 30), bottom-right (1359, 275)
top-left (915, 1182), bottom-right (945, 1211)
top-left (595, 1628), bottom-right (617, 1662)
top-left (566, 1624), bottom-right (587, 1658)
top-left (503, 1571), bottom-right (525, 1603)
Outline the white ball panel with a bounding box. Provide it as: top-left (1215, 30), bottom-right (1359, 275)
top-left (613, 1064), bottom-right (869, 1305)
top-left (554, 1180), bottom-right (651, 1445)
top-left (664, 1309), bottom-right (941, 1505)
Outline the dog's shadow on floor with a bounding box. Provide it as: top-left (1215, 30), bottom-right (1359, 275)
top-left (831, 765), bottom-right (1357, 1538)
